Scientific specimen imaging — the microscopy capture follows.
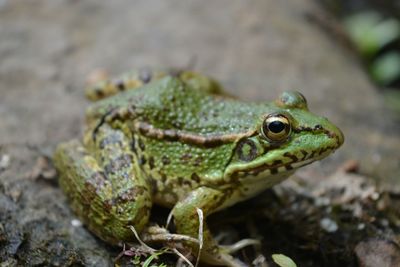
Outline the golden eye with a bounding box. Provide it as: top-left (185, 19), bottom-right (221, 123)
top-left (261, 113), bottom-right (291, 142)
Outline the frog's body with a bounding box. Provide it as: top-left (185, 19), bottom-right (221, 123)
top-left (54, 71), bottom-right (344, 266)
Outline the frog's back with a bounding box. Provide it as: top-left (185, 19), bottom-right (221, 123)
top-left (87, 76), bottom-right (270, 138)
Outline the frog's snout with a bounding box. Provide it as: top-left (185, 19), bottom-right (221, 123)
top-left (327, 123), bottom-right (344, 149)
top-left (336, 127), bottom-right (344, 148)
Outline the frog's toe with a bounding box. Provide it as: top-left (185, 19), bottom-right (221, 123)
top-left (140, 225), bottom-right (199, 245)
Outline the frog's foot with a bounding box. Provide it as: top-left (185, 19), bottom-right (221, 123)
top-left (140, 225), bottom-right (248, 266)
top-left (140, 225), bottom-right (199, 246)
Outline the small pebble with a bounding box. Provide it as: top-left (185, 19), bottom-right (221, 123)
top-left (71, 219), bottom-right (82, 227)
top-left (380, 219), bottom-right (389, 227)
top-left (320, 217), bottom-right (338, 233)
top-left (0, 154), bottom-right (10, 170)
top-left (357, 223), bottom-right (366, 230)
top-left (355, 239), bottom-right (400, 267)
top-left (371, 192), bottom-right (380, 200)
top-left (340, 159), bottom-right (359, 173)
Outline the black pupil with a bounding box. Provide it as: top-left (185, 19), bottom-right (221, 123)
top-left (268, 121), bottom-right (285, 133)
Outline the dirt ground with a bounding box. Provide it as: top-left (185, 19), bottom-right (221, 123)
top-left (1, 1), bottom-right (400, 266)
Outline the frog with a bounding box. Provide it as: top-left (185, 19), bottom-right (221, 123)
top-left (53, 70), bottom-right (344, 266)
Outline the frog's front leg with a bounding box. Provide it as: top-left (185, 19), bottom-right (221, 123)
top-left (54, 125), bottom-right (152, 245)
top-left (173, 187), bottom-right (245, 267)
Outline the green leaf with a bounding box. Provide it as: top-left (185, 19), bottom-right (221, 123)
top-left (272, 254), bottom-right (297, 267)
top-left (142, 249), bottom-right (169, 267)
top-left (371, 52), bottom-right (400, 85)
top-left (344, 12), bottom-right (400, 56)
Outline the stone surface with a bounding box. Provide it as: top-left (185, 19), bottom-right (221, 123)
top-left (355, 239), bottom-right (400, 267)
top-left (0, 0), bottom-right (399, 266)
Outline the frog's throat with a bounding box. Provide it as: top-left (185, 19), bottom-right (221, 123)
top-left (133, 121), bottom-right (255, 147)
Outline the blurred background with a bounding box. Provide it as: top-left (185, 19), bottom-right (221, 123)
top-left (0, 1), bottom-right (399, 266)
top-left (319, 0), bottom-right (400, 115)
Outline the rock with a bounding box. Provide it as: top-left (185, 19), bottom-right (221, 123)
top-left (355, 239), bottom-right (400, 267)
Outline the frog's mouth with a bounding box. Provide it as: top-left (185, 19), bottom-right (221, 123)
top-left (226, 146), bottom-right (337, 179)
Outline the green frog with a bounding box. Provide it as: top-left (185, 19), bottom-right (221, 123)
top-left (54, 70), bottom-right (344, 266)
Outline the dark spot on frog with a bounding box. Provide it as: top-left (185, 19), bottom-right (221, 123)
top-left (138, 139), bottom-right (146, 151)
top-left (273, 159), bottom-right (282, 165)
top-left (139, 155), bottom-right (147, 165)
top-left (166, 95), bottom-right (176, 103)
top-left (104, 163), bottom-right (114, 175)
top-left (284, 152), bottom-right (298, 162)
top-left (180, 153), bottom-right (192, 162)
top-left (280, 94), bottom-right (289, 103)
top-left (113, 186), bottom-right (146, 204)
top-left (177, 177), bottom-right (184, 185)
top-left (171, 121), bottom-right (182, 129)
top-left (270, 168), bottom-right (278, 175)
top-left (99, 133), bottom-right (123, 149)
top-left (94, 88), bottom-right (104, 98)
top-left (315, 124), bottom-right (322, 130)
top-left (103, 199), bottom-right (113, 212)
top-left (139, 70), bottom-right (152, 83)
top-left (160, 172), bottom-right (167, 183)
top-left (285, 165), bottom-right (293, 170)
top-left (191, 173), bottom-right (200, 183)
top-left (300, 149), bottom-right (308, 160)
top-left (182, 180), bottom-right (191, 187)
top-left (127, 104), bottom-right (137, 115)
top-left (229, 173), bottom-right (240, 185)
top-left (228, 172), bottom-right (239, 184)
top-left (105, 154), bottom-right (133, 174)
top-left (237, 139), bottom-right (258, 162)
top-left (116, 81), bottom-right (126, 91)
top-left (130, 138), bottom-right (137, 154)
top-left (161, 156), bottom-right (171, 165)
top-left (148, 156), bottom-right (155, 169)
top-left (82, 182), bottom-right (97, 204)
top-left (193, 157), bottom-right (203, 166)
top-left (148, 177), bottom-right (158, 194)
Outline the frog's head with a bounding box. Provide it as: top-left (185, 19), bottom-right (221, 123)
top-left (224, 91), bottom-right (344, 186)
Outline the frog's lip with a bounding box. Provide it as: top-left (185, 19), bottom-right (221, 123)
top-left (226, 146), bottom-right (338, 178)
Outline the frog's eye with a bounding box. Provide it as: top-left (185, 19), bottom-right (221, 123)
top-left (261, 113), bottom-right (291, 142)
